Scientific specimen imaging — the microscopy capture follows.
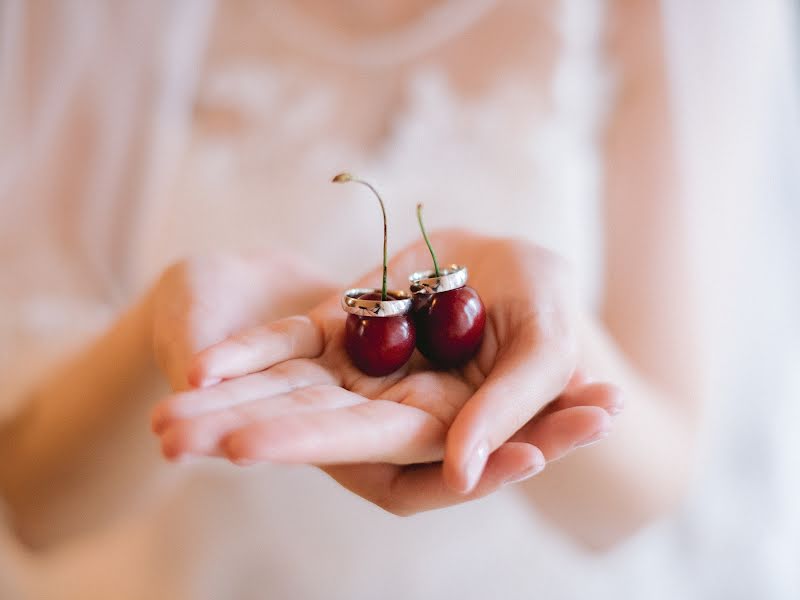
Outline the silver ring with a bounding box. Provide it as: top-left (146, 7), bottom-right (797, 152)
top-left (341, 288), bottom-right (413, 317)
top-left (408, 265), bottom-right (468, 294)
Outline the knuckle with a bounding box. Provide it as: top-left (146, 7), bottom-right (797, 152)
top-left (230, 329), bottom-right (266, 353)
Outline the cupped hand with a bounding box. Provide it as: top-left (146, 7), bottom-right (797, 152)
top-left (148, 250), bottom-right (336, 391)
top-left (152, 231), bottom-right (622, 511)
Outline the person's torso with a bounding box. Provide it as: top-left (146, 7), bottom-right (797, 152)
top-left (138, 3), bottom-right (608, 598)
top-left (1, 2), bottom-right (609, 598)
top-left (143, 0), bottom-right (605, 307)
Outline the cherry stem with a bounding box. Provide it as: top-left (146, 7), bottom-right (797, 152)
top-left (416, 203), bottom-right (440, 278)
top-left (332, 173), bottom-right (388, 301)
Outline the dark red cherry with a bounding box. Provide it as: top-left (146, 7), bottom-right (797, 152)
top-left (345, 293), bottom-right (416, 376)
top-left (411, 204), bottom-right (485, 368)
top-left (333, 174), bottom-right (416, 376)
top-left (413, 286), bottom-right (485, 368)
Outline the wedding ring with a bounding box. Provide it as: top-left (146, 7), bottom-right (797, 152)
top-left (341, 288), bottom-right (413, 317)
top-left (408, 264), bottom-right (468, 294)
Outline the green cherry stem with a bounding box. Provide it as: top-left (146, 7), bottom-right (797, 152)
top-left (332, 172), bottom-right (388, 301)
top-left (416, 203), bottom-right (440, 278)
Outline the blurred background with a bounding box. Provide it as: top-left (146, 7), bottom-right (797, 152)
top-left (1, 1), bottom-right (798, 598)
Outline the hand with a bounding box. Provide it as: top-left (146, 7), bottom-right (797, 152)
top-left (148, 250), bottom-right (336, 391)
top-left (152, 231), bottom-right (622, 512)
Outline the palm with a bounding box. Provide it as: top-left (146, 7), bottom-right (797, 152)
top-left (153, 231), bottom-right (618, 509)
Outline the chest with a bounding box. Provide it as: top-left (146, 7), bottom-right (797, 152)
top-left (146, 0), bottom-right (604, 303)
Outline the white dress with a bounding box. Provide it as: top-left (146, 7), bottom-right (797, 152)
top-left (1, 1), bottom-right (798, 598)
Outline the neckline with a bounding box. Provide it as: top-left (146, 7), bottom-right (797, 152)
top-left (263, 0), bottom-right (499, 69)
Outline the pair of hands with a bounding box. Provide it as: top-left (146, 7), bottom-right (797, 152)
top-left (148, 231), bottom-right (622, 515)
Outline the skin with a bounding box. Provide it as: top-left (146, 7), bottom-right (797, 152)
top-left (519, 0), bottom-right (705, 547)
top-left (153, 233), bottom-right (621, 507)
top-left (0, 240), bottom-right (619, 547)
top-left (0, 251), bottom-right (336, 546)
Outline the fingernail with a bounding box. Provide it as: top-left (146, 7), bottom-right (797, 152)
top-left (463, 441), bottom-right (489, 493)
top-left (503, 459), bottom-right (545, 486)
top-left (575, 429), bottom-right (610, 449)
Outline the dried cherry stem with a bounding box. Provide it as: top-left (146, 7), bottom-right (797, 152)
top-left (332, 172), bottom-right (388, 300)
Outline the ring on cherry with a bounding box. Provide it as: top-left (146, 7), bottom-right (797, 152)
top-left (332, 174), bottom-right (486, 376)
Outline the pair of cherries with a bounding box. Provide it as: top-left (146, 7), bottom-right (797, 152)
top-left (333, 173), bottom-right (486, 377)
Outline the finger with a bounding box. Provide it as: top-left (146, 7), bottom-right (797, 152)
top-left (547, 382), bottom-right (624, 417)
top-left (188, 315), bottom-right (324, 387)
top-left (445, 315), bottom-right (575, 493)
top-left (221, 395), bottom-right (447, 466)
top-left (386, 442), bottom-right (546, 512)
top-left (152, 258), bottom-right (262, 392)
top-left (513, 405), bottom-right (612, 462)
top-left (152, 360), bottom-right (336, 433)
top-left (324, 443), bottom-right (545, 515)
top-left (158, 385), bottom-right (365, 460)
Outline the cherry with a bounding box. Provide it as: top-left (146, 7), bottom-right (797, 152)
top-left (345, 292), bottom-right (416, 377)
top-left (333, 173), bottom-right (416, 377)
top-left (409, 204), bottom-right (486, 368)
top-left (412, 286), bottom-right (485, 368)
